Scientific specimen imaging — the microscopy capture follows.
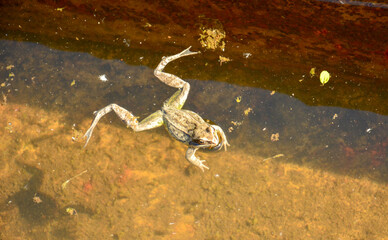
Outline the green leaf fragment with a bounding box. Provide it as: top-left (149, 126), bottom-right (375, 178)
top-left (320, 70), bottom-right (331, 85)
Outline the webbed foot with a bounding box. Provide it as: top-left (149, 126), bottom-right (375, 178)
top-left (154, 46), bottom-right (200, 89)
top-left (197, 160), bottom-right (210, 172)
top-left (212, 125), bottom-right (230, 151)
top-left (176, 46), bottom-right (201, 58)
top-left (186, 147), bottom-right (209, 172)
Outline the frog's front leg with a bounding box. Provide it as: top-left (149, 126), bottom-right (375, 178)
top-left (83, 104), bottom-right (163, 147)
top-left (185, 147), bottom-right (209, 172)
top-left (212, 125), bottom-right (230, 151)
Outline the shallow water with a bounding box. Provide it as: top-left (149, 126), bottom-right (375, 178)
top-left (1, 1), bottom-right (387, 239)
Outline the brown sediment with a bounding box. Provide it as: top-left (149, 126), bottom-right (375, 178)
top-left (0, 102), bottom-right (387, 239)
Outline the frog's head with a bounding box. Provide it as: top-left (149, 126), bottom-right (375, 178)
top-left (189, 125), bottom-right (219, 149)
top-left (189, 124), bottom-right (230, 152)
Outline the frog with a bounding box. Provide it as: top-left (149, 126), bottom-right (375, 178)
top-left (84, 47), bottom-right (229, 171)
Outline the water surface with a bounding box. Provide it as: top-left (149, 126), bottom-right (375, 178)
top-left (0, 1), bottom-right (387, 239)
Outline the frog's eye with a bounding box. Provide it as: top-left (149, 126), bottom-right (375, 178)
top-left (191, 139), bottom-right (205, 146)
top-left (206, 127), bottom-right (211, 133)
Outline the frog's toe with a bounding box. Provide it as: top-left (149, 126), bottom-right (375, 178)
top-left (180, 46), bottom-right (200, 57)
top-left (198, 160), bottom-right (209, 172)
top-left (224, 141), bottom-right (230, 151)
top-left (83, 128), bottom-right (94, 147)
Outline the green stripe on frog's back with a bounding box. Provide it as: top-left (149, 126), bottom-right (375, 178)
top-left (163, 89), bottom-right (185, 110)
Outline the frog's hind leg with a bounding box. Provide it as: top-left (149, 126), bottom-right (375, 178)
top-left (154, 46), bottom-right (200, 89)
top-left (164, 89), bottom-right (186, 110)
top-left (154, 47), bottom-right (200, 109)
top-left (83, 104), bottom-right (163, 147)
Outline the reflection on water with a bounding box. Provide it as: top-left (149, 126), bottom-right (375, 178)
top-left (0, 37), bottom-right (387, 239)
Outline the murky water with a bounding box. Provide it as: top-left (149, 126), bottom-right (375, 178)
top-left (1, 1), bottom-right (388, 239)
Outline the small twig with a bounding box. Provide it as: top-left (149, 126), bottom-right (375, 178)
top-left (61, 170), bottom-right (88, 190)
top-left (262, 154), bottom-right (284, 162)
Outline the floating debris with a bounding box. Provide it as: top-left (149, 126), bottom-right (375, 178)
top-left (243, 53), bottom-right (252, 59)
top-left (231, 121), bottom-right (243, 126)
top-left (55, 7), bottom-right (66, 12)
top-left (320, 70), bottom-right (331, 86)
top-left (70, 80), bottom-right (75, 86)
top-left (263, 154), bottom-right (285, 162)
top-left (6, 65), bottom-right (14, 70)
top-left (123, 39), bottom-right (130, 47)
top-left (99, 74), bottom-right (108, 82)
top-left (199, 27), bottom-right (226, 51)
top-left (270, 91), bottom-right (276, 95)
top-left (235, 96), bottom-right (242, 103)
top-left (244, 107), bottom-right (252, 116)
top-left (332, 113), bottom-right (338, 120)
top-left (66, 207), bottom-right (77, 216)
top-left (219, 56), bottom-right (231, 65)
top-left (1, 92), bottom-right (7, 105)
top-left (310, 67), bottom-right (316, 78)
top-left (271, 133), bottom-right (279, 142)
top-left (33, 194), bottom-right (42, 204)
top-left (61, 170), bottom-right (88, 190)
top-left (71, 124), bottom-right (83, 142)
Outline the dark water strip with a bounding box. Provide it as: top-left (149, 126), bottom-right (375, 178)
top-left (315, 0), bottom-right (388, 8)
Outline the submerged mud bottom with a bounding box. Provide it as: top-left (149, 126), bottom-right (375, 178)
top-left (0, 103), bottom-right (387, 239)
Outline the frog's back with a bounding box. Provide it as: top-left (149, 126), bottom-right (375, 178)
top-left (162, 106), bottom-right (206, 144)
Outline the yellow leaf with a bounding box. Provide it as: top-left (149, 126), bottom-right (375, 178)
top-left (70, 80), bottom-right (75, 86)
top-left (219, 56), bottom-right (231, 66)
top-left (320, 70), bottom-right (331, 85)
top-left (66, 207), bottom-right (77, 215)
top-left (235, 96), bottom-right (242, 103)
top-left (55, 7), bottom-right (66, 12)
top-left (244, 107), bottom-right (252, 116)
top-left (6, 65), bottom-right (14, 70)
top-left (310, 67), bottom-right (316, 78)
